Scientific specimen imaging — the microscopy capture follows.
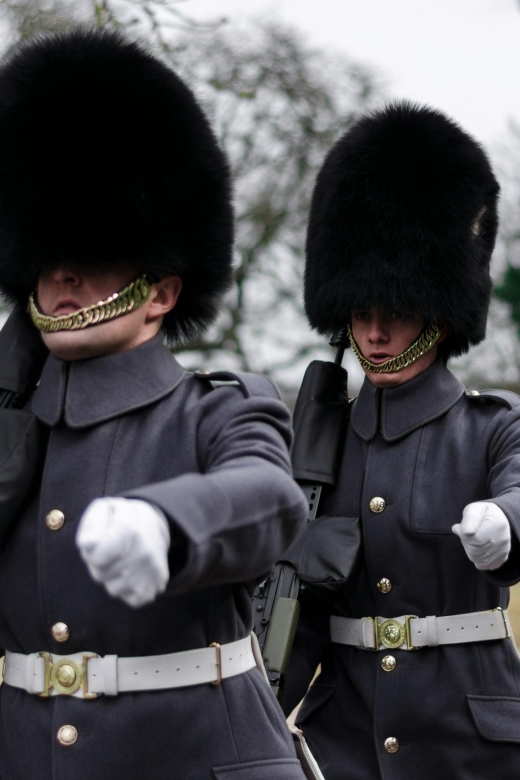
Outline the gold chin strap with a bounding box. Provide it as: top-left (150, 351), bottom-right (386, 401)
top-left (347, 322), bottom-right (441, 373)
top-left (28, 275), bottom-right (151, 333)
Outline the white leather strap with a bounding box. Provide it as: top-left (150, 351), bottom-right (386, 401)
top-left (413, 610), bottom-right (511, 647)
top-left (330, 609), bottom-right (511, 651)
top-left (425, 615), bottom-right (439, 647)
top-left (329, 616), bottom-right (376, 649)
top-left (24, 652), bottom-right (44, 695)
top-left (4, 635), bottom-right (256, 698)
top-left (93, 654), bottom-right (118, 695)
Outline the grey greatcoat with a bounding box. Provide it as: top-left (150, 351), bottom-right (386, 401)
top-left (283, 358), bottom-right (520, 780)
top-left (0, 335), bottom-right (308, 780)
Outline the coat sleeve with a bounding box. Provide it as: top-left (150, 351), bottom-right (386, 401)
top-left (485, 404), bottom-right (520, 586)
top-left (125, 375), bottom-right (308, 594)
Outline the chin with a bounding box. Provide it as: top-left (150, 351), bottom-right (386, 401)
top-left (41, 327), bottom-right (127, 361)
top-left (367, 371), bottom-right (406, 388)
top-left (40, 313), bottom-right (158, 361)
top-left (366, 349), bottom-right (438, 388)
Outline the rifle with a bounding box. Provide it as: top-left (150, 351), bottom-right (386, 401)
top-left (252, 330), bottom-right (351, 698)
top-left (0, 306), bottom-right (48, 406)
top-left (0, 307), bottom-right (48, 545)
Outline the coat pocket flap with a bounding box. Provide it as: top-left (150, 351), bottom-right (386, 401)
top-left (213, 759), bottom-right (304, 780)
top-left (296, 683), bottom-right (336, 726)
top-left (467, 695), bottom-right (520, 742)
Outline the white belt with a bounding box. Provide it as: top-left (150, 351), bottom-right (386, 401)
top-left (3, 635), bottom-right (257, 699)
top-left (330, 608), bottom-right (511, 651)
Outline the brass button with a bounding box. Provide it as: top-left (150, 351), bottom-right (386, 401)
top-left (46, 510), bottom-right (65, 531)
top-left (384, 737), bottom-right (399, 754)
top-left (377, 578), bottom-right (392, 594)
top-left (51, 622), bottom-right (70, 643)
top-left (370, 497), bottom-right (386, 513)
top-left (57, 725), bottom-right (78, 746)
top-left (381, 655), bottom-right (396, 672)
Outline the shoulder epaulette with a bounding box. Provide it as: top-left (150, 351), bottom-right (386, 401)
top-left (465, 388), bottom-right (520, 410)
top-left (193, 370), bottom-right (281, 400)
top-left (193, 369), bottom-right (240, 390)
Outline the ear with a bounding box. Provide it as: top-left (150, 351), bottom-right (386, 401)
top-left (145, 276), bottom-right (183, 322)
top-left (438, 324), bottom-right (449, 343)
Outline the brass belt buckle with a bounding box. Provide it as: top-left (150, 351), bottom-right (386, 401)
top-left (38, 652), bottom-right (99, 698)
top-left (378, 619), bottom-right (406, 650)
top-left (375, 616), bottom-right (420, 650)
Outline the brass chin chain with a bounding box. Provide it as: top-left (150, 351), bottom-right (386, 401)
top-left (28, 275), bottom-right (151, 333)
top-left (347, 322), bottom-right (441, 373)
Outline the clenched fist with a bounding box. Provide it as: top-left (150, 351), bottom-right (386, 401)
top-left (77, 497), bottom-right (170, 607)
top-left (452, 502), bottom-right (511, 571)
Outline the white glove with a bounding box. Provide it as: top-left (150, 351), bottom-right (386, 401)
top-left (76, 497), bottom-right (170, 607)
top-left (452, 502), bottom-right (511, 571)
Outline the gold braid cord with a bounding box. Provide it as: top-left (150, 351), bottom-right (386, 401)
top-left (347, 322), bottom-right (441, 373)
top-left (28, 275), bottom-right (151, 333)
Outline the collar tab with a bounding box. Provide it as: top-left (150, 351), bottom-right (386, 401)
top-left (32, 335), bottom-right (185, 428)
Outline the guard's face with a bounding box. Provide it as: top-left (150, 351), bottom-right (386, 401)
top-left (351, 307), bottom-right (438, 388)
top-left (37, 265), bottom-right (181, 361)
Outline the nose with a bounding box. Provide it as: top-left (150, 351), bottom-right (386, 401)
top-left (51, 267), bottom-right (81, 286)
top-left (367, 316), bottom-right (390, 343)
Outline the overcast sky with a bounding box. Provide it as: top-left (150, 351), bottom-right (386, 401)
top-left (186, 0), bottom-right (520, 147)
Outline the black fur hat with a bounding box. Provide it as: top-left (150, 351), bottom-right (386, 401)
top-left (305, 102), bottom-right (499, 358)
top-left (0, 29), bottom-right (234, 342)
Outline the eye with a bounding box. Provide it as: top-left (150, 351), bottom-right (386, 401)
top-left (390, 311), bottom-right (403, 320)
top-left (353, 310), bottom-right (370, 321)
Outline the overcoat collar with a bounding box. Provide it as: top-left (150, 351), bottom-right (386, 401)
top-left (350, 358), bottom-right (465, 443)
top-left (32, 334), bottom-right (186, 428)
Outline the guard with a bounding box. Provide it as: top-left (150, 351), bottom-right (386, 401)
top-left (0, 30), bottom-right (308, 779)
top-left (282, 103), bottom-right (520, 779)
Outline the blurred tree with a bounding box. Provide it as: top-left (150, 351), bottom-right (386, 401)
top-left (449, 121), bottom-right (520, 391)
top-left (494, 122), bottom-right (520, 338)
top-left (0, 0), bottom-right (90, 47)
top-left (0, 0), bottom-right (382, 394)
top-left (163, 21), bottom-right (381, 390)
top-left (495, 262), bottom-right (520, 338)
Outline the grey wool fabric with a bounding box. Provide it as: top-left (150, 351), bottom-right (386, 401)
top-left (282, 358), bottom-right (520, 780)
top-left (0, 334), bottom-right (308, 780)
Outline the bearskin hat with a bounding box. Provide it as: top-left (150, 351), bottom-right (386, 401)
top-left (0, 29), bottom-right (233, 342)
top-left (305, 102), bottom-right (499, 358)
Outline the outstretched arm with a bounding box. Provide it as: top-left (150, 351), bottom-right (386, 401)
top-left (77, 376), bottom-right (307, 604)
top-left (130, 382), bottom-right (308, 593)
